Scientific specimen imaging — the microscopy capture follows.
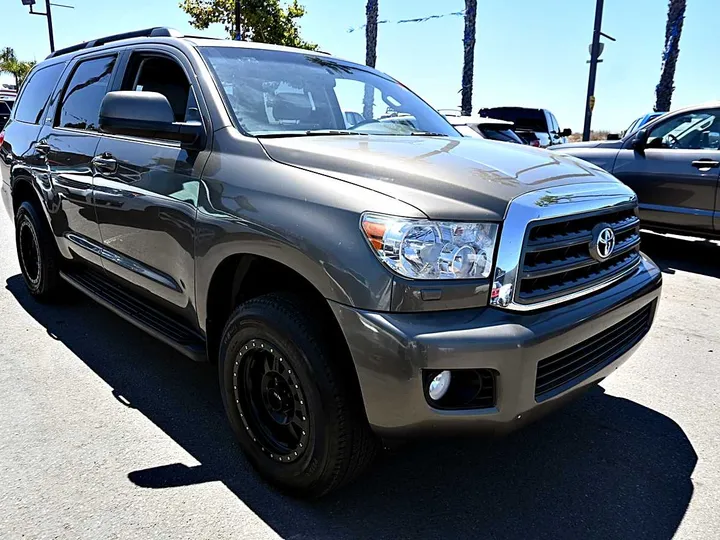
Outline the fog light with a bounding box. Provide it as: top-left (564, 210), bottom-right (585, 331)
top-left (428, 370), bottom-right (452, 401)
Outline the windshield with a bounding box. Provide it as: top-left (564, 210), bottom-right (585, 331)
top-left (200, 46), bottom-right (457, 137)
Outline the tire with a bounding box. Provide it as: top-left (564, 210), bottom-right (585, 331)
top-left (15, 200), bottom-right (63, 301)
top-left (219, 293), bottom-right (377, 498)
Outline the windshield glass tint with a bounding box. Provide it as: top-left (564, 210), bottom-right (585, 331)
top-left (480, 127), bottom-right (523, 143)
top-left (479, 107), bottom-right (546, 132)
top-left (200, 47), bottom-right (457, 137)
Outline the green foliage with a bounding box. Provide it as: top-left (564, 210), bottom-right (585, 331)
top-left (179, 0), bottom-right (317, 50)
top-left (0, 47), bottom-right (35, 88)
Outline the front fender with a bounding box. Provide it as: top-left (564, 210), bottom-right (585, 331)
top-left (193, 135), bottom-right (424, 331)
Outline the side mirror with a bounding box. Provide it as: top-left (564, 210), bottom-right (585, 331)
top-left (560, 128), bottom-right (572, 137)
top-left (606, 132), bottom-right (620, 141)
top-left (99, 91), bottom-right (203, 146)
top-left (630, 128), bottom-right (649, 151)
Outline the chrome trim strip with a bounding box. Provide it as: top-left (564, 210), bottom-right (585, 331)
top-left (65, 232), bottom-right (182, 292)
top-left (490, 182), bottom-right (638, 311)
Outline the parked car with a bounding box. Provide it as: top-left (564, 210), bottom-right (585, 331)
top-left (0, 27), bottom-right (662, 497)
top-left (552, 102), bottom-right (720, 238)
top-left (0, 98), bottom-right (13, 131)
top-left (478, 106), bottom-right (571, 147)
top-left (443, 113), bottom-right (525, 144)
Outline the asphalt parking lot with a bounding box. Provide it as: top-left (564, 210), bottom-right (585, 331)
top-left (0, 216), bottom-right (718, 539)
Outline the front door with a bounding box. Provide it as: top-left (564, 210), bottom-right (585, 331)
top-left (92, 49), bottom-right (209, 321)
top-left (39, 54), bottom-right (119, 266)
top-left (612, 107), bottom-right (720, 233)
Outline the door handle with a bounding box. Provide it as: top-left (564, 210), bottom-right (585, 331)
top-left (35, 140), bottom-right (50, 155)
top-left (92, 153), bottom-right (117, 173)
top-left (691, 159), bottom-right (720, 169)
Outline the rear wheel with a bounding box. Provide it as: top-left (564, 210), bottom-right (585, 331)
top-left (15, 201), bottom-right (63, 301)
top-left (219, 293), bottom-right (377, 498)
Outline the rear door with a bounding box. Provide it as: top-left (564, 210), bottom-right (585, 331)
top-left (37, 53), bottom-right (119, 266)
top-left (92, 47), bottom-right (210, 320)
top-left (612, 107), bottom-right (720, 233)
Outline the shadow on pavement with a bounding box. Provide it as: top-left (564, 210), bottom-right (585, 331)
top-left (641, 230), bottom-right (720, 279)
top-left (7, 274), bottom-right (696, 540)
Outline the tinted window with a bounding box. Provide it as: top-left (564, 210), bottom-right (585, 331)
top-left (647, 109), bottom-right (720, 150)
top-left (121, 54), bottom-right (196, 122)
top-left (58, 56), bottom-right (116, 131)
top-left (0, 102), bottom-right (11, 114)
top-left (480, 127), bottom-right (523, 144)
top-left (479, 107), bottom-right (547, 132)
top-left (13, 63), bottom-right (65, 124)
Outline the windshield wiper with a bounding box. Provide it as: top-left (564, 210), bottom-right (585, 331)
top-left (255, 130), bottom-right (368, 138)
top-left (305, 130), bottom-right (368, 136)
top-left (409, 131), bottom-right (449, 137)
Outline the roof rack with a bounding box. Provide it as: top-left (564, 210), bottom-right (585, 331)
top-left (46, 27), bottom-right (183, 59)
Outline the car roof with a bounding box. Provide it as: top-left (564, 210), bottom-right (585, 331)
top-left (45, 27), bottom-right (343, 64)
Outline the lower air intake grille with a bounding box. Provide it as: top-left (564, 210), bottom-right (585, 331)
top-left (535, 302), bottom-right (654, 400)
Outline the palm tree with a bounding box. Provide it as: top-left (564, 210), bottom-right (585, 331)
top-left (655, 0), bottom-right (686, 112)
top-left (0, 47), bottom-right (21, 88)
top-left (363, 0), bottom-right (379, 120)
top-left (461, 0), bottom-right (477, 116)
top-left (0, 47), bottom-right (34, 89)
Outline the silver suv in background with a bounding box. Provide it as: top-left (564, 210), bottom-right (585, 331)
top-left (479, 106), bottom-right (571, 147)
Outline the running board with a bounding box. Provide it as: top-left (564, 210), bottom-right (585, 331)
top-left (60, 268), bottom-right (207, 362)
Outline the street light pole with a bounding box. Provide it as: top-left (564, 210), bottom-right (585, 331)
top-left (582, 0), bottom-right (604, 142)
top-left (22, 0), bottom-right (73, 54)
top-left (44, 0), bottom-right (55, 52)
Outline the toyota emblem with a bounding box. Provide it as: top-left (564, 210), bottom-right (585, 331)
top-left (589, 224), bottom-right (616, 261)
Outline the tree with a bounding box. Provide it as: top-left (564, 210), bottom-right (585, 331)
top-left (363, 0), bottom-right (378, 120)
top-left (461, 0), bottom-right (477, 116)
top-left (655, 0), bottom-right (686, 112)
top-left (0, 47), bottom-right (35, 89)
top-left (179, 0), bottom-right (316, 50)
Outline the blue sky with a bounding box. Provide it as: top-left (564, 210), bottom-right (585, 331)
top-left (2, 0), bottom-right (716, 131)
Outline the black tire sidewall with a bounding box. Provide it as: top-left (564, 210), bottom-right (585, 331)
top-left (15, 201), bottom-right (53, 296)
top-left (219, 299), bottom-right (337, 494)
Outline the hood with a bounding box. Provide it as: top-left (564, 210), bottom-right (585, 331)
top-left (552, 139), bottom-right (624, 151)
top-left (259, 135), bottom-right (621, 221)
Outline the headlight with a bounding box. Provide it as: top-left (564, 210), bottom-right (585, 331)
top-left (361, 213), bottom-right (498, 279)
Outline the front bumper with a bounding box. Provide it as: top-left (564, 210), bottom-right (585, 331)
top-left (330, 254), bottom-right (662, 438)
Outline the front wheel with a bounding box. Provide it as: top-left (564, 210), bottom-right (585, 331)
top-left (219, 293), bottom-right (377, 498)
top-left (15, 201), bottom-right (63, 301)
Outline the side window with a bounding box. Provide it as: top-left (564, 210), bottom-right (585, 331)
top-left (647, 110), bottom-right (720, 150)
top-left (57, 56), bottom-right (116, 131)
top-left (120, 54), bottom-right (197, 122)
top-left (13, 63), bottom-right (65, 124)
top-left (550, 113), bottom-right (559, 134)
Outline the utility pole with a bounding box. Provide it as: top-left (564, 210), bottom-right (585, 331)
top-left (582, 0), bottom-right (604, 141)
top-left (22, 0), bottom-right (74, 54)
top-left (582, 0), bottom-right (615, 141)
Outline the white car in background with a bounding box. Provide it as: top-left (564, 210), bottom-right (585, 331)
top-left (439, 110), bottom-right (525, 144)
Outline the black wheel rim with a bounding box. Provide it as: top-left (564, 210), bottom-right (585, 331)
top-left (234, 339), bottom-right (310, 463)
top-left (18, 219), bottom-right (41, 286)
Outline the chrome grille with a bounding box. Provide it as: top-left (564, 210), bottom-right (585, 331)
top-left (516, 206), bottom-right (641, 305)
